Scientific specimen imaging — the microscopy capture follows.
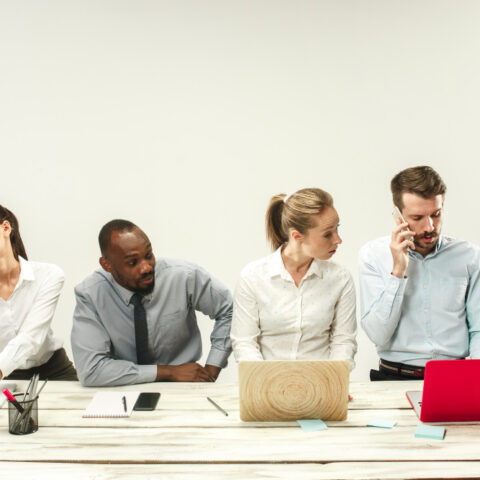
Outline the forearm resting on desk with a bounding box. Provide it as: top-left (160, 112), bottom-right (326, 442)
top-left (156, 363), bottom-right (220, 382)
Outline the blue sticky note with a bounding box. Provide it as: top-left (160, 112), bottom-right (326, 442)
top-left (297, 419), bottom-right (328, 432)
top-left (367, 418), bottom-right (397, 429)
top-left (415, 424), bottom-right (445, 440)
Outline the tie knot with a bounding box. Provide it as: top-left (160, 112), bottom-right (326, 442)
top-left (130, 293), bottom-right (143, 306)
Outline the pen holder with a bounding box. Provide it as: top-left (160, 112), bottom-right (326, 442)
top-left (8, 393), bottom-right (38, 435)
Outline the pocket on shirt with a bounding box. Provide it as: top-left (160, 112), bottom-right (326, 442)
top-left (158, 309), bottom-right (191, 338)
top-left (436, 278), bottom-right (469, 313)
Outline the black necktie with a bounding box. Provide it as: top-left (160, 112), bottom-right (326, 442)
top-left (130, 293), bottom-right (153, 365)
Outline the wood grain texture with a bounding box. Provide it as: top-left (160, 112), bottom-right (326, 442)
top-left (2, 379), bottom-right (478, 479)
top-left (0, 407), bottom-right (422, 428)
top-left (2, 379), bottom-right (424, 410)
top-left (239, 361), bottom-right (350, 421)
top-left (0, 425), bottom-right (479, 463)
top-left (2, 462), bottom-right (480, 480)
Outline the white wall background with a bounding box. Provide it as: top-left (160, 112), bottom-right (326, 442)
top-left (1, 1), bottom-right (479, 382)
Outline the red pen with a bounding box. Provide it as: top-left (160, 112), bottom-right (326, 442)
top-left (3, 388), bottom-right (24, 414)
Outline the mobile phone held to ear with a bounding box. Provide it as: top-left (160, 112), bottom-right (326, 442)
top-left (392, 206), bottom-right (414, 242)
top-left (133, 392), bottom-right (161, 411)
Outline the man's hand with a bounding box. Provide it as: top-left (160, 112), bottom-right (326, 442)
top-left (156, 363), bottom-right (215, 382)
top-left (390, 221), bottom-right (415, 278)
top-left (204, 364), bottom-right (221, 382)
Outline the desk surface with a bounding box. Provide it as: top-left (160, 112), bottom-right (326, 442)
top-left (1, 380), bottom-right (479, 479)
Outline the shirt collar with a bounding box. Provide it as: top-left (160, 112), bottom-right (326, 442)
top-left (268, 247), bottom-right (284, 278)
top-left (19, 256), bottom-right (35, 281)
top-left (409, 234), bottom-right (444, 260)
top-left (268, 246), bottom-right (323, 281)
top-left (14, 256), bottom-right (35, 293)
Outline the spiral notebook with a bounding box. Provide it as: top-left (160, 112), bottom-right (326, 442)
top-left (83, 391), bottom-right (140, 418)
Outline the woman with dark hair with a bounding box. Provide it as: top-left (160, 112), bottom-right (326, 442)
top-left (0, 206), bottom-right (77, 380)
top-left (231, 188), bottom-right (357, 369)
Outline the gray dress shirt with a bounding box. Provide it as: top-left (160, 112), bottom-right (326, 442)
top-left (71, 258), bottom-right (233, 386)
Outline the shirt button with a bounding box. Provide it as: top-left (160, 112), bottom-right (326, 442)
top-left (424, 308), bottom-right (429, 313)
top-left (423, 284), bottom-right (427, 289)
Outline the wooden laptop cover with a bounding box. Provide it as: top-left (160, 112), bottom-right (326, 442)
top-left (420, 359), bottom-right (480, 422)
top-left (238, 360), bottom-right (349, 422)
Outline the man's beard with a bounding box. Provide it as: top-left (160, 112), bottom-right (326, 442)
top-left (413, 231), bottom-right (439, 249)
top-left (133, 271), bottom-right (155, 294)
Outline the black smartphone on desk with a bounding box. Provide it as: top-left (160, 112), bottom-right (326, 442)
top-left (133, 392), bottom-right (161, 411)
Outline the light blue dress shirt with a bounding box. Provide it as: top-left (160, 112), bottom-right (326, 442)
top-left (359, 235), bottom-right (480, 366)
top-left (71, 258), bottom-right (232, 386)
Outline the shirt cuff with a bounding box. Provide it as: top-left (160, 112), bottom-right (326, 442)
top-left (0, 350), bottom-right (21, 378)
top-left (136, 364), bottom-right (158, 383)
top-left (206, 348), bottom-right (230, 369)
top-left (0, 360), bottom-right (14, 379)
top-left (387, 274), bottom-right (407, 296)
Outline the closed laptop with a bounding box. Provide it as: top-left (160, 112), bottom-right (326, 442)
top-left (238, 360), bottom-right (350, 422)
top-left (406, 359), bottom-right (480, 422)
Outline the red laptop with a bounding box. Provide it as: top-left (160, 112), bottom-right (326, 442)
top-left (406, 359), bottom-right (480, 422)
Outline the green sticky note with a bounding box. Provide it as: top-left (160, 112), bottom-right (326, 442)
top-left (367, 418), bottom-right (397, 429)
top-left (415, 424), bottom-right (445, 440)
top-left (297, 419), bottom-right (328, 432)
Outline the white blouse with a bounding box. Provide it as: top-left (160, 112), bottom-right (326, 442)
top-left (0, 257), bottom-right (64, 377)
top-left (231, 247), bottom-right (357, 369)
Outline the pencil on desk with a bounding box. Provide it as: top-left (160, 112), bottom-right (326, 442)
top-left (207, 396), bottom-right (228, 416)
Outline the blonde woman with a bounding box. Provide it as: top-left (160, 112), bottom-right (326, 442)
top-left (231, 188), bottom-right (357, 369)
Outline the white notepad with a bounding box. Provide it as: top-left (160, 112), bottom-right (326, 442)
top-left (83, 391), bottom-right (140, 418)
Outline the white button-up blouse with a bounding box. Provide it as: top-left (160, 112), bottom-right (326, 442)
top-left (231, 247), bottom-right (357, 369)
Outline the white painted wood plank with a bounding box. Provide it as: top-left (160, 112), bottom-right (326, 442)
top-left (1, 461), bottom-right (480, 480)
top-left (0, 407), bottom-right (420, 428)
top-left (0, 425), bottom-right (478, 463)
top-left (1, 381), bottom-right (419, 411)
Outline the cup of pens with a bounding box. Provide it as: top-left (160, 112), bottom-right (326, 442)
top-left (3, 373), bottom-right (46, 435)
top-left (8, 393), bottom-right (38, 435)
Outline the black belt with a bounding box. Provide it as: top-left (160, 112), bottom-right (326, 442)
top-left (379, 359), bottom-right (425, 379)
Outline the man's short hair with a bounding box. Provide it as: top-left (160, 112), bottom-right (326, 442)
top-left (391, 166), bottom-right (447, 210)
top-left (98, 219), bottom-right (137, 256)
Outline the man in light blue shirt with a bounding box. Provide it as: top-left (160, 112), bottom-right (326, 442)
top-left (359, 166), bottom-right (480, 380)
top-left (71, 219), bottom-right (232, 387)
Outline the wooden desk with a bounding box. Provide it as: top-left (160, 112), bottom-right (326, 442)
top-left (1, 381), bottom-right (479, 479)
